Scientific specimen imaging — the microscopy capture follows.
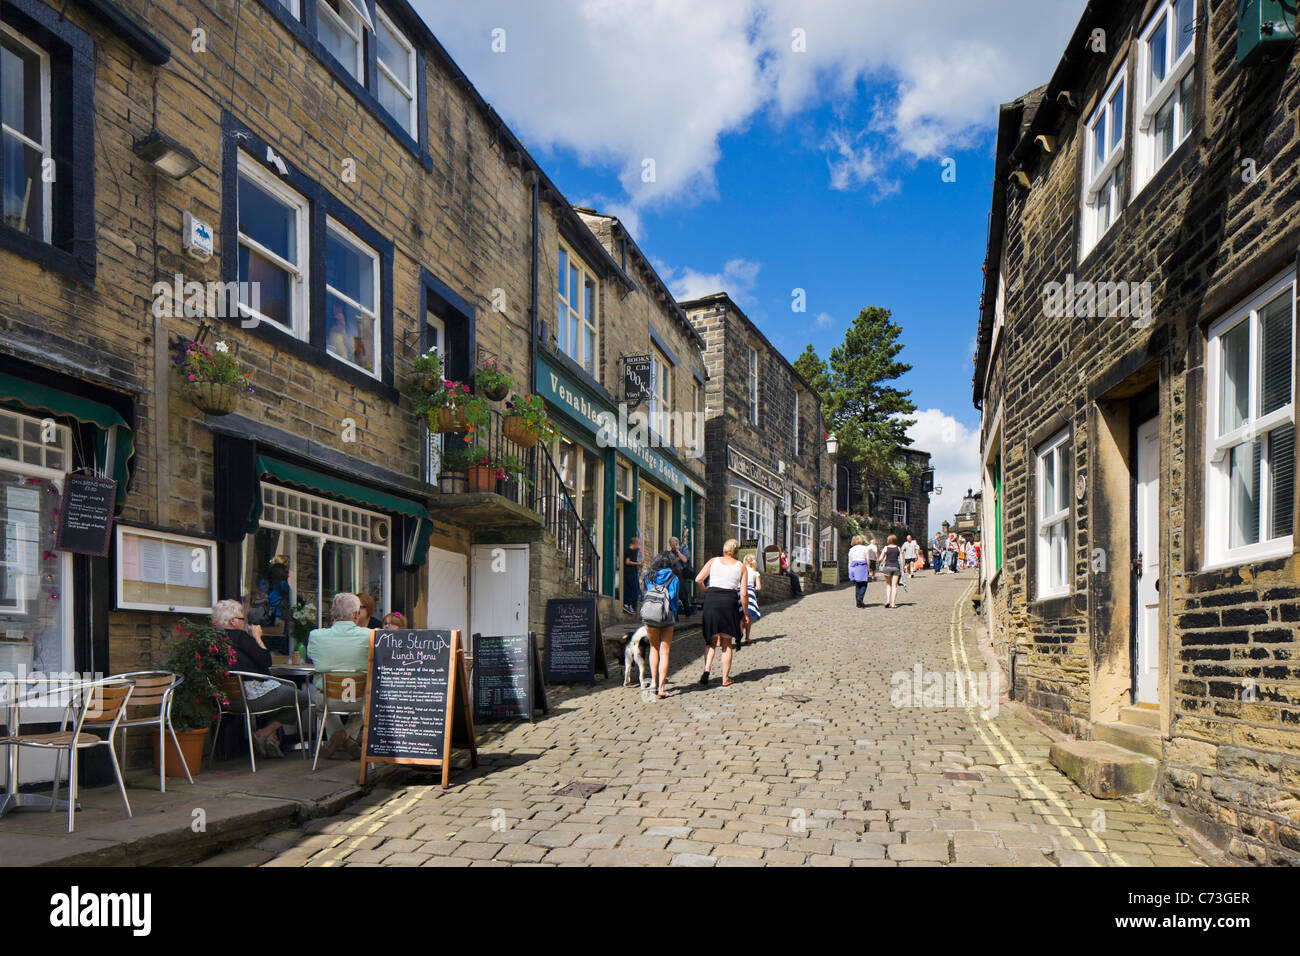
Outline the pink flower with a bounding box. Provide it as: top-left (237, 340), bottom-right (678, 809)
top-left (462, 384), bottom-right (470, 393)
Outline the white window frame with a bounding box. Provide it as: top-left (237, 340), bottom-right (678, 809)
top-left (793, 518), bottom-right (813, 568)
top-left (893, 497), bottom-right (908, 527)
top-left (1081, 66), bottom-right (1127, 258)
top-left (237, 152), bottom-right (310, 339)
top-left (650, 346), bottom-right (672, 444)
top-left (748, 346), bottom-right (759, 425)
top-left (557, 243), bottom-right (600, 379)
top-left (424, 314), bottom-right (446, 482)
top-left (1204, 271), bottom-right (1296, 568)
top-left (375, 6), bottom-right (417, 137)
top-left (324, 217), bottom-right (381, 378)
top-left (1, 24), bottom-right (52, 244)
top-left (1036, 429), bottom-right (1072, 600)
top-left (1133, 0), bottom-right (1196, 196)
top-left (316, 0), bottom-right (366, 81)
top-left (276, 0), bottom-right (301, 18)
top-left (730, 483), bottom-right (774, 550)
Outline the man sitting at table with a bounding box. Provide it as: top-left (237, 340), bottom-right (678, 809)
top-left (307, 592), bottom-right (372, 760)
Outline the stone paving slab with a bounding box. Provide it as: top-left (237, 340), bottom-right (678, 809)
top-left (260, 575), bottom-right (1210, 868)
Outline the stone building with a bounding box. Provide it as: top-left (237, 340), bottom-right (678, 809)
top-left (833, 447), bottom-right (932, 546)
top-left (973, 0), bottom-right (1300, 864)
top-left (681, 292), bottom-right (831, 592)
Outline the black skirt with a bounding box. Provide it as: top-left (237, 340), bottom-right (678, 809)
top-left (701, 586), bottom-right (741, 644)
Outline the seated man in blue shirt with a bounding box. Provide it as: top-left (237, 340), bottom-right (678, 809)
top-left (308, 591), bottom-right (373, 760)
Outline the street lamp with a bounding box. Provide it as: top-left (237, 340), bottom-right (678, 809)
top-left (825, 434), bottom-right (851, 511)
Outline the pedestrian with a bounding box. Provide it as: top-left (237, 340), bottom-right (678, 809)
top-left (848, 534), bottom-right (870, 608)
top-left (640, 550), bottom-right (680, 699)
top-left (623, 536), bottom-right (643, 614)
top-left (932, 532), bottom-right (945, 574)
top-left (781, 547), bottom-right (803, 595)
top-left (901, 534), bottom-right (919, 579)
top-left (740, 554), bottom-right (762, 645)
top-left (668, 536), bottom-right (692, 619)
top-left (694, 538), bottom-right (748, 687)
top-left (947, 532), bottom-right (959, 573)
top-left (381, 611), bottom-right (404, 629)
top-left (866, 537), bottom-right (879, 582)
top-left (880, 534), bottom-right (904, 608)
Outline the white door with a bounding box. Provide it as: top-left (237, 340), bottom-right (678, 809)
top-left (426, 546), bottom-right (466, 637)
top-left (470, 544), bottom-right (529, 637)
top-left (1134, 418), bottom-right (1160, 705)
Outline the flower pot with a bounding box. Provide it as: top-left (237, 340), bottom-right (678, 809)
top-left (438, 472), bottom-right (467, 494)
top-left (152, 726), bottom-right (209, 778)
top-left (481, 381), bottom-right (510, 402)
top-left (412, 369), bottom-right (441, 394)
top-left (430, 407), bottom-right (469, 433)
top-left (467, 465), bottom-right (497, 494)
top-left (186, 382), bottom-right (241, 416)
top-left (503, 414), bottom-right (539, 448)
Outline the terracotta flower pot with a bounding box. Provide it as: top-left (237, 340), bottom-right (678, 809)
top-left (186, 381), bottom-right (241, 416)
top-left (466, 465), bottom-right (497, 494)
top-left (152, 726), bottom-right (209, 778)
top-left (430, 407), bottom-right (469, 433)
top-left (503, 414), bottom-right (539, 448)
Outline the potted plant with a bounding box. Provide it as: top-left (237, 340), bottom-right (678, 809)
top-left (173, 339), bottom-right (254, 415)
top-left (154, 619), bottom-right (237, 777)
top-left (476, 357), bottom-right (513, 401)
top-left (290, 600), bottom-right (317, 661)
top-left (463, 443), bottom-right (502, 493)
top-left (437, 444), bottom-right (469, 494)
top-left (411, 348), bottom-right (443, 394)
top-left (411, 376), bottom-right (489, 435)
top-left (502, 393), bottom-right (556, 449)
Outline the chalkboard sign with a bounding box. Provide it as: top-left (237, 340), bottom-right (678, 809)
top-left (359, 628), bottom-right (477, 788)
top-left (55, 473), bottom-right (117, 557)
top-left (472, 632), bottom-right (549, 723)
top-left (544, 597), bottom-right (607, 684)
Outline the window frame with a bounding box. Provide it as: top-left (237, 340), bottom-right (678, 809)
top-left (323, 215), bottom-right (381, 379)
top-left (892, 497), bottom-right (908, 527)
top-left (1133, 0), bottom-right (1196, 196)
top-left (315, 0), bottom-right (366, 82)
top-left (650, 345), bottom-right (673, 444)
top-left (793, 389), bottom-right (800, 456)
top-left (1081, 65), bottom-right (1127, 258)
top-left (1203, 271), bottom-right (1296, 568)
top-left (1, 23), bottom-right (51, 244)
top-left (374, 6), bottom-right (417, 137)
top-left (236, 151), bottom-right (311, 340)
top-left (557, 242), bottom-right (600, 380)
top-left (1035, 429), bottom-right (1072, 600)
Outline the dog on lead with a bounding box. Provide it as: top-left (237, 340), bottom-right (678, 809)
top-left (615, 626), bottom-right (652, 689)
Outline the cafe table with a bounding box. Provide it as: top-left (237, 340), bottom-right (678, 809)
top-left (0, 677), bottom-right (79, 819)
top-left (268, 663), bottom-right (316, 752)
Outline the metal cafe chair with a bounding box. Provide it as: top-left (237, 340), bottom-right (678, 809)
top-left (213, 671), bottom-right (309, 773)
top-left (312, 670), bottom-right (367, 772)
top-left (84, 671), bottom-right (192, 793)
top-left (0, 677), bottom-right (135, 833)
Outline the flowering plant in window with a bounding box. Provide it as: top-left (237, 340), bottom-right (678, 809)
top-left (162, 619), bottom-right (237, 731)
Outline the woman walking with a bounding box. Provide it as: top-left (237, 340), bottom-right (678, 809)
top-left (641, 550), bottom-right (680, 698)
top-left (740, 554), bottom-right (762, 645)
top-left (880, 534), bottom-right (904, 608)
top-left (848, 535), bottom-right (870, 608)
top-left (694, 539), bottom-right (748, 687)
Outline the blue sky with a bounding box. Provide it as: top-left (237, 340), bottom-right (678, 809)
top-left (415, 1), bottom-right (1083, 521)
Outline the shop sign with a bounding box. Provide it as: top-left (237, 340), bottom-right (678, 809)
top-left (727, 448), bottom-right (783, 497)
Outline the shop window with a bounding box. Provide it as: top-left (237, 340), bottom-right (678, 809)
top-left (237, 153), bottom-right (309, 337)
top-left (1134, 0), bottom-right (1195, 195)
top-left (1205, 274), bottom-right (1295, 567)
top-left (325, 218), bottom-right (380, 377)
top-left (1036, 430), bottom-right (1072, 599)
top-left (1081, 67), bottom-right (1126, 257)
top-left (729, 483), bottom-right (773, 549)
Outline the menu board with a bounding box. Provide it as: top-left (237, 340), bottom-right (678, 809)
top-left (55, 474), bottom-right (116, 557)
top-left (115, 526), bottom-right (216, 614)
top-left (360, 628), bottom-right (477, 788)
top-left (472, 633), bottom-right (549, 723)
top-left (544, 597), bottom-right (607, 684)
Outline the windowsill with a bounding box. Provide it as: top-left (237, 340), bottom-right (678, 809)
top-left (0, 223), bottom-right (94, 285)
top-left (230, 314), bottom-right (398, 401)
top-left (1198, 547), bottom-right (1292, 576)
top-left (540, 341), bottom-right (613, 405)
top-left (1031, 593), bottom-right (1074, 618)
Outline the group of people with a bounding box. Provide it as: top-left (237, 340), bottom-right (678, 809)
top-left (846, 529), bottom-right (981, 608)
top-left (929, 531), bottom-right (979, 574)
top-left (212, 589), bottom-right (404, 760)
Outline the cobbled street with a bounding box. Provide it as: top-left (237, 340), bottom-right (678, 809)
top-left (257, 575), bottom-right (1206, 867)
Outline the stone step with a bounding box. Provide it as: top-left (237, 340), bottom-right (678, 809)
top-left (1119, 705), bottom-right (1161, 729)
top-left (1049, 739), bottom-right (1158, 799)
top-left (1094, 721), bottom-right (1163, 760)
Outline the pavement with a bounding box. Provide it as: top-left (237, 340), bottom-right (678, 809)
top-left (239, 572), bottom-right (1213, 868)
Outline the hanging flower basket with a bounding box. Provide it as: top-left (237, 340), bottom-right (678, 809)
top-left (186, 381), bottom-right (242, 416)
top-left (477, 357), bottom-right (513, 402)
top-left (482, 381), bottom-right (510, 402)
top-left (503, 414), bottom-right (539, 448)
top-left (413, 369), bottom-right (442, 394)
top-left (466, 465), bottom-right (497, 494)
top-left (430, 407), bottom-right (470, 433)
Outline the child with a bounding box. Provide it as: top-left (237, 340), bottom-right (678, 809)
top-left (381, 611), bottom-right (405, 630)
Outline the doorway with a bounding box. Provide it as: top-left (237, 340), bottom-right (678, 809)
top-left (469, 544), bottom-right (528, 637)
top-left (426, 546), bottom-right (466, 635)
top-left (1133, 416), bottom-right (1160, 705)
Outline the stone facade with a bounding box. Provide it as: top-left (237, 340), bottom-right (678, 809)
top-left (973, 0), bottom-right (1300, 864)
top-left (836, 447), bottom-right (932, 546)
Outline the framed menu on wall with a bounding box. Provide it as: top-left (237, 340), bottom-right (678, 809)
top-left (115, 526), bottom-right (218, 614)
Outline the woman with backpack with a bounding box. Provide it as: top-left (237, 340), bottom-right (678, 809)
top-left (694, 538), bottom-right (748, 687)
top-left (639, 550), bottom-right (680, 699)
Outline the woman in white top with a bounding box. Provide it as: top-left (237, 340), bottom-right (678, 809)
top-left (740, 554), bottom-right (762, 646)
top-left (847, 534), bottom-right (871, 608)
top-left (693, 538), bottom-right (749, 687)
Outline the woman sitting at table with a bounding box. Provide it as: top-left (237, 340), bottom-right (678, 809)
top-left (213, 599), bottom-right (311, 759)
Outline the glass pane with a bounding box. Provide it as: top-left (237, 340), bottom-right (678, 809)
top-left (1178, 70), bottom-right (1194, 133)
top-left (378, 74), bottom-right (412, 134)
top-left (376, 18), bottom-right (408, 76)
top-left (1175, 0), bottom-right (1194, 56)
top-left (1148, 17), bottom-right (1168, 89)
top-left (1260, 290), bottom-right (1293, 415)
top-left (327, 291), bottom-right (377, 373)
top-left (326, 227), bottom-right (375, 309)
top-left (1108, 82), bottom-right (1124, 153)
top-left (569, 265), bottom-right (579, 307)
top-left (2, 39), bottom-right (44, 143)
top-left (239, 245), bottom-right (292, 328)
top-left (556, 299), bottom-right (567, 352)
top-left (585, 326), bottom-right (597, 377)
top-left (1092, 115), bottom-right (1107, 177)
top-left (1041, 449), bottom-right (1056, 520)
top-left (557, 249), bottom-right (567, 298)
top-left (1270, 424), bottom-right (1295, 540)
top-left (360, 548), bottom-right (386, 621)
top-left (321, 540), bottom-right (357, 610)
top-left (316, 0), bottom-right (360, 78)
top-left (238, 174), bottom-right (298, 262)
top-left (568, 314), bottom-right (579, 361)
top-left (584, 278), bottom-right (595, 322)
top-left (2, 133), bottom-right (43, 240)
top-left (1057, 446), bottom-right (1072, 512)
top-left (1229, 439), bottom-right (1261, 549)
top-left (1154, 94), bottom-right (1175, 165)
top-left (0, 470), bottom-right (66, 671)
top-left (1219, 319), bottom-right (1250, 434)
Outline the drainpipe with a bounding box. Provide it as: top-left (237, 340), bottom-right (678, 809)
top-left (529, 172), bottom-right (540, 394)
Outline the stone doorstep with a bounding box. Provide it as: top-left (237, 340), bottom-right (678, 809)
top-left (1049, 739), bottom-right (1158, 800)
top-left (1118, 706), bottom-right (1162, 730)
top-left (1093, 722), bottom-right (1163, 760)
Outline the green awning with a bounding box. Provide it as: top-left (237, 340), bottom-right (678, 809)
top-left (0, 371), bottom-right (135, 505)
top-left (254, 456), bottom-right (434, 566)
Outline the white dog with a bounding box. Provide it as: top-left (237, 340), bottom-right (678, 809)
top-left (616, 626), bottom-right (652, 688)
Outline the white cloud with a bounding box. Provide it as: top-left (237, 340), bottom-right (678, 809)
top-left (907, 408), bottom-right (981, 533)
top-left (658, 257), bottom-right (762, 306)
top-left (814, 312), bottom-right (834, 330)
top-left (419, 1), bottom-right (1082, 208)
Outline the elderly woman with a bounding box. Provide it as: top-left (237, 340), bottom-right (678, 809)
top-left (212, 599), bottom-right (310, 758)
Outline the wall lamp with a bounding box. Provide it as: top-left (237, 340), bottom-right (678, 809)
top-left (134, 130), bottom-right (201, 180)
